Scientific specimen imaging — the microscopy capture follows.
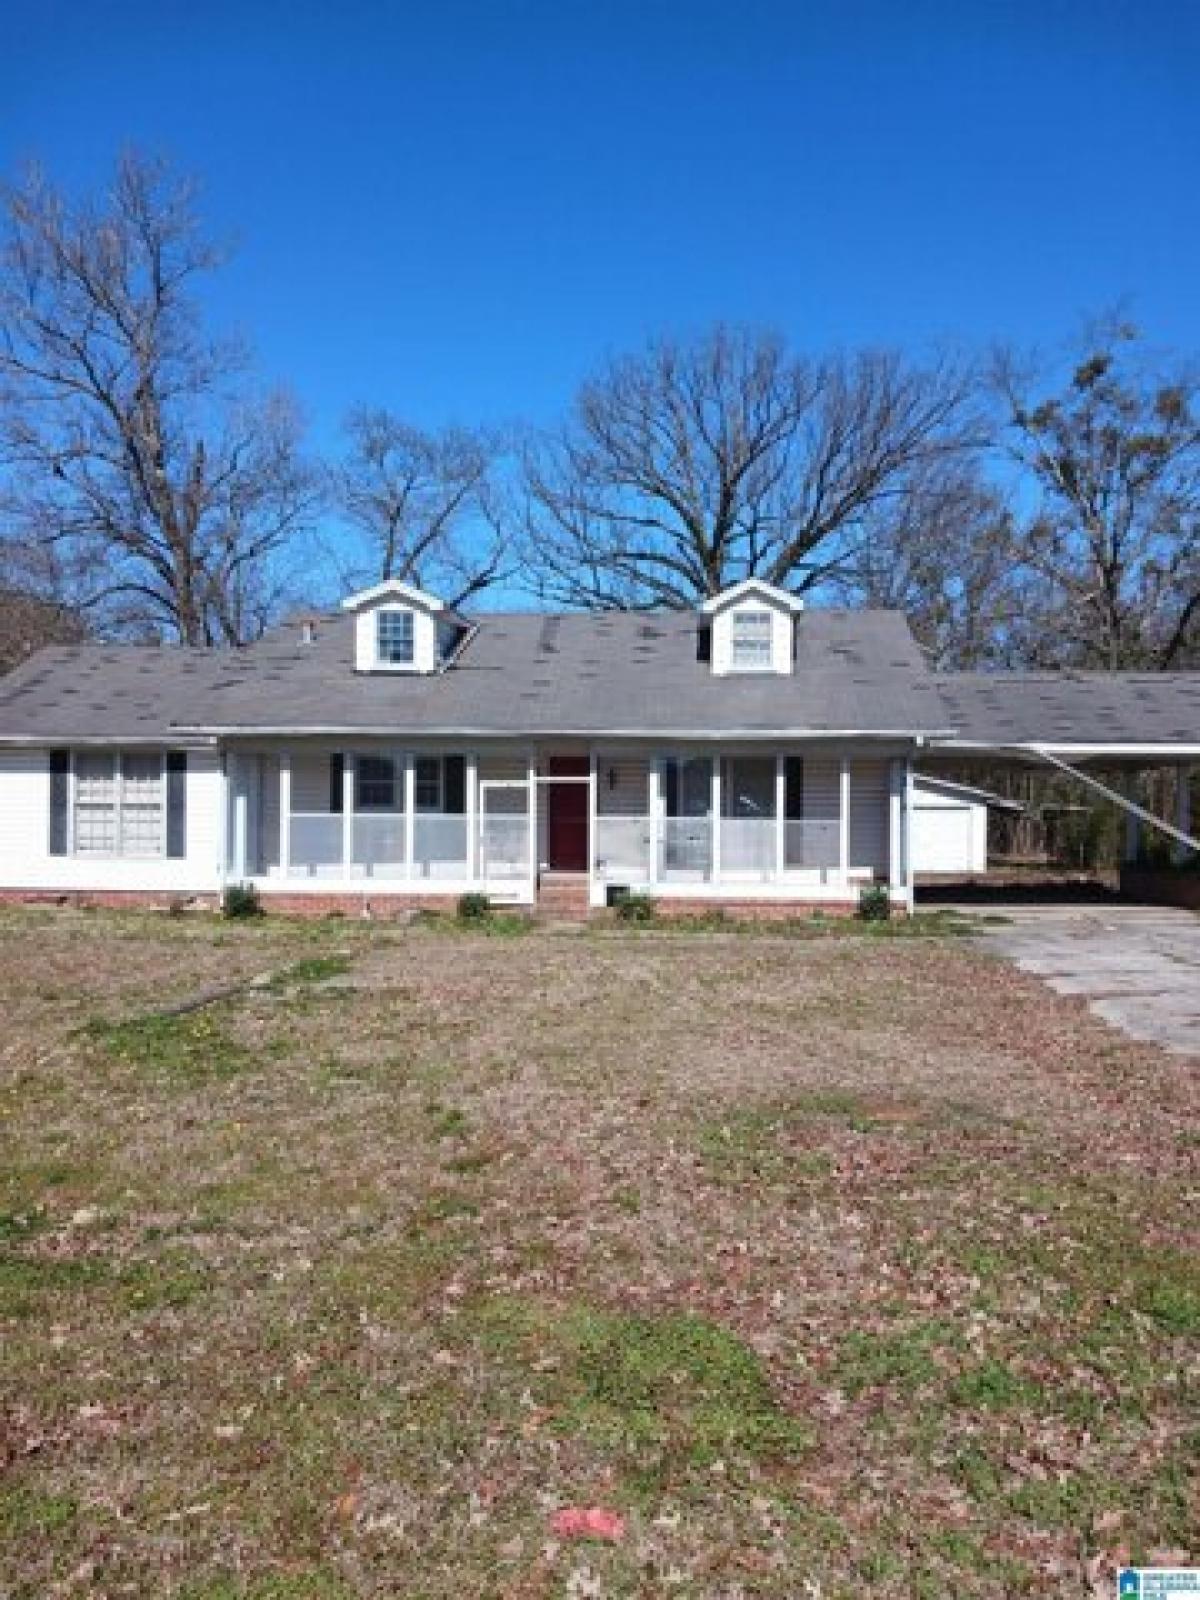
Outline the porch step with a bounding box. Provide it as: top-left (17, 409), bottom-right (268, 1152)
top-left (536, 874), bottom-right (592, 921)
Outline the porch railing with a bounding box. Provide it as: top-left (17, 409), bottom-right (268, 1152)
top-left (593, 815), bottom-right (844, 883)
top-left (479, 815), bottom-right (530, 881)
top-left (285, 810), bottom-right (473, 879)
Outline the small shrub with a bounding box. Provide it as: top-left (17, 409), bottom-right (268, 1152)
top-left (222, 882), bottom-right (262, 919)
top-left (857, 884), bottom-right (892, 923)
top-left (614, 890), bottom-right (656, 924)
top-left (457, 892), bottom-right (493, 922)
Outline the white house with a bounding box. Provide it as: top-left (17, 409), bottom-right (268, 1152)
top-left (0, 577), bottom-right (1196, 916)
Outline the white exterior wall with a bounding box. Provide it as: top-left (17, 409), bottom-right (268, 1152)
top-left (352, 604), bottom-right (438, 673)
top-left (0, 747), bottom-right (222, 894)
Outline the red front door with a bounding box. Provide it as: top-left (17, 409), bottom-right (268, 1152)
top-left (546, 756), bottom-right (589, 871)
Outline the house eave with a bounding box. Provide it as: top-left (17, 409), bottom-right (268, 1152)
top-left (169, 723), bottom-right (951, 741)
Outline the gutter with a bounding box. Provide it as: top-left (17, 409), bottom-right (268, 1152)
top-left (0, 734), bottom-right (219, 749)
top-left (168, 724), bottom-right (954, 741)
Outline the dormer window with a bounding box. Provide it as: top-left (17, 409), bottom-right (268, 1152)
top-left (700, 578), bottom-right (802, 676)
top-left (730, 609), bottom-right (773, 671)
top-left (343, 579), bottom-right (470, 674)
top-left (376, 608), bottom-right (415, 667)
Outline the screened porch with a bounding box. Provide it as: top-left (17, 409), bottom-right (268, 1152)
top-left (591, 752), bottom-right (895, 888)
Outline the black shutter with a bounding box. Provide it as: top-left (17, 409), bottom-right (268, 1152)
top-left (443, 755), bottom-right (466, 814)
top-left (49, 751), bottom-right (70, 855)
top-left (784, 756), bottom-right (805, 820)
top-left (329, 753), bottom-right (344, 813)
top-left (166, 751), bottom-right (187, 858)
top-left (664, 759), bottom-right (679, 817)
top-left (696, 624), bottom-right (711, 663)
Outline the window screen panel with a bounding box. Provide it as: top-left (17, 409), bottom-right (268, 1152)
top-left (730, 610), bottom-right (773, 668)
top-left (74, 752), bottom-right (118, 855)
top-left (119, 753), bottom-right (164, 856)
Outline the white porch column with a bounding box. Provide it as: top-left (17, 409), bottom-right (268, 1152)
top-left (710, 756), bottom-right (722, 883)
top-left (839, 756), bottom-right (851, 882)
top-left (229, 755), bottom-right (248, 881)
top-left (774, 755), bottom-right (786, 878)
top-left (904, 757), bottom-right (915, 903)
top-left (526, 748), bottom-right (538, 902)
top-left (215, 752), bottom-right (228, 889)
top-left (649, 757), bottom-right (662, 886)
top-left (279, 752), bottom-right (292, 879)
top-left (587, 746), bottom-right (599, 903)
top-left (403, 753), bottom-right (416, 876)
top-left (1123, 773), bottom-right (1141, 863)
top-left (1176, 765), bottom-right (1193, 864)
top-left (466, 752), bottom-right (478, 882)
top-left (341, 752), bottom-right (354, 874)
top-left (888, 757), bottom-right (906, 897)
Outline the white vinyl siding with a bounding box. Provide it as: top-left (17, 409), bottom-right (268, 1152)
top-left (848, 758), bottom-right (889, 875)
top-left (0, 748), bottom-right (220, 893)
top-left (596, 757), bottom-right (649, 818)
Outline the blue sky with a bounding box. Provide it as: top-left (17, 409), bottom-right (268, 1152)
top-left (5, 0), bottom-right (1199, 455)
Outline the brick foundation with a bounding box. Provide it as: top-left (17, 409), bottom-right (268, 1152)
top-left (649, 897), bottom-right (864, 920)
top-left (0, 889), bottom-right (221, 911)
top-left (0, 887), bottom-right (905, 923)
top-left (257, 891), bottom-right (469, 918)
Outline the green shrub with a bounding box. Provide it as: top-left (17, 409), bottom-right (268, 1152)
top-left (614, 891), bottom-right (656, 924)
top-left (857, 884), bottom-right (892, 923)
top-left (221, 882), bottom-right (262, 919)
top-left (456, 892), bottom-right (493, 922)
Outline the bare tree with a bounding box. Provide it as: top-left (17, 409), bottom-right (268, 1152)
top-left (333, 409), bottom-right (510, 608)
top-left (0, 584), bottom-right (85, 673)
top-left (520, 325), bottom-right (979, 608)
top-left (848, 460), bottom-right (1026, 667)
top-left (0, 151), bottom-right (319, 645)
top-left (996, 320), bottom-right (1200, 670)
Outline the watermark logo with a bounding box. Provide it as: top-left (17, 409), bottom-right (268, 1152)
top-left (1118, 1573), bottom-right (1200, 1599)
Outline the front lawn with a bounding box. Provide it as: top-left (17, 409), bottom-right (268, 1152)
top-left (0, 908), bottom-right (1195, 1597)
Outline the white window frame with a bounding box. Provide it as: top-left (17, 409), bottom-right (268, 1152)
top-left (729, 609), bottom-right (774, 671)
top-left (69, 750), bottom-right (166, 858)
top-left (355, 754), bottom-right (400, 812)
top-left (376, 608), bottom-right (415, 666)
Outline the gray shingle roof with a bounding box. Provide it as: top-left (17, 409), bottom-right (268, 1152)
top-left (1, 606), bottom-right (1197, 748)
top-left (935, 672), bottom-right (1200, 747)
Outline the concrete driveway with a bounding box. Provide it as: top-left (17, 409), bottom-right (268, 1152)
top-left (971, 905), bottom-right (1200, 1057)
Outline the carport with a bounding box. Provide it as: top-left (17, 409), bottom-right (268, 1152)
top-left (915, 668), bottom-right (1200, 905)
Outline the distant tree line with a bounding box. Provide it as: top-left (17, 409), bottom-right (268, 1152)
top-left (1, 151), bottom-right (1197, 672)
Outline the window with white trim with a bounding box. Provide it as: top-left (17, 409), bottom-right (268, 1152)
top-left (376, 608), bottom-right (414, 665)
top-left (355, 755), bottom-right (399, 811)
top-left (729, 609), bottom-right (773, 670)
top-left (71, 751), bottom-right (165, 856)
top-left (414, 756), bottom-right (442, 812)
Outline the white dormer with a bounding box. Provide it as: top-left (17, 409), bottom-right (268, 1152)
top-left (701, 578), bottom-right (802, 676)
top-left (341, 579), bottom-right (453, 673)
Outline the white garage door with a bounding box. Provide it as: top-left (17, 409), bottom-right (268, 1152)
top-left (913, 804), bottom-right (974, 874)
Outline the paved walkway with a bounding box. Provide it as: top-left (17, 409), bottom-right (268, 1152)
top-left (967, 905), bottom-right (1200, 1057)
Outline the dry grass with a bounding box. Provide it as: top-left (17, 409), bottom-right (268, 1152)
top-left (0, 906), bottom-right (1196, 1598)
